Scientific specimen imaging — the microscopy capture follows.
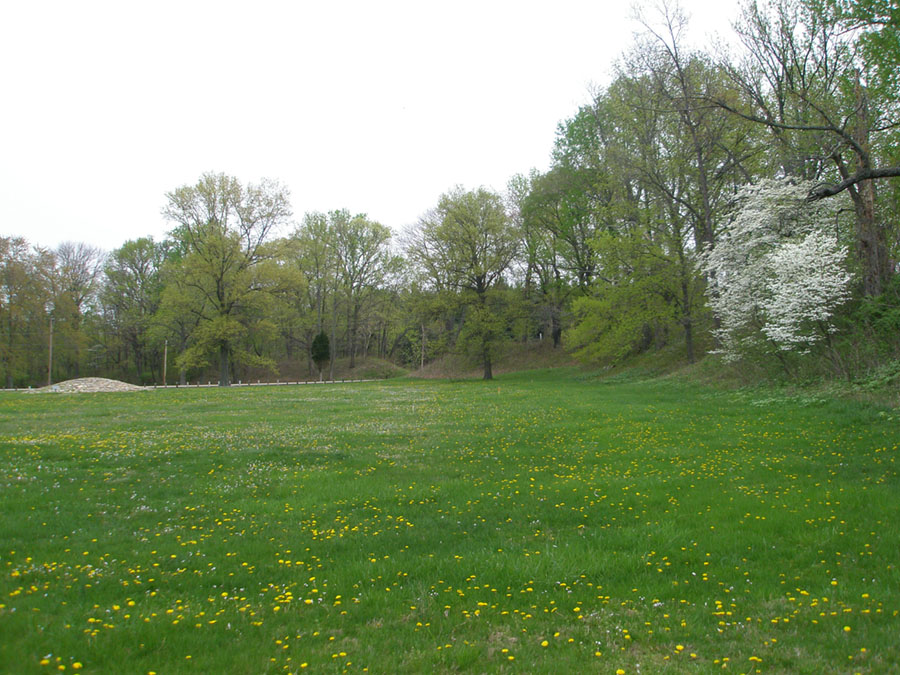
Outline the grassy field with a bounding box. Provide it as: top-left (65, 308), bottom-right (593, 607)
top-left (1, 370), bottom-right (898, 674)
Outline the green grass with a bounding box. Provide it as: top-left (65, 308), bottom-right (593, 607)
top-left (1, 371), bottom-right (898, 673)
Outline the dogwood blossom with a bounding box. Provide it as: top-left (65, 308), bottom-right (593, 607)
top-left (700, 178), bottom-right (853, 359)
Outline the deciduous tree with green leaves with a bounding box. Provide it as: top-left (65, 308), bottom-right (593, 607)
top-left (162, 172), bottom-right (292, 386)
top-left (329, 210), bottom-right (396, 369)
top-left (51, 241), bottom-right (104, 379)
top-left (0, 237), bottom-right (54, 387)
top-left (408, 187), bottom-right (519, 380)
top-left (102, 237), bottom-right (165, 382)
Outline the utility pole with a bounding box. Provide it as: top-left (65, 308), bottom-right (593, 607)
top-left (47, 317), bottom-right (53, 387)
top-left (163, 339), bottom-right (168, 386)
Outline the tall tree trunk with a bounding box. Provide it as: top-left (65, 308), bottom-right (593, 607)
top-left (683, 316), bottom-right (695, 364)
top-left (5, 319), bottom-right (13, 388)
top-left (74, 329), bottom-right (81, 378)
top-left (316, 284), bottom-right (323, 334)
top-left (349, 302), bottom-right (359, 369)
top-left (218, 342), bottom-right (230, 386)
top-left (847, 74), bottom-right (892, 296)
top-left (345, 301), bottom-right (352, 363)
top-left (852, 178), bottom-right (889, 297)
top-left (135, 344), bottom-right (144, 382)
top-left (687, 125), bottom-right (715, 248)
top-left (551, 309), bottom-right (562, 348)
top-left (478, 290), bottom-right (493, 380)
top-left (680, 255), bottom-right (695, 364)
top-left (329, 291), bottom-right (337, 382)
top-left (178, 334), bottom-right (188, 385)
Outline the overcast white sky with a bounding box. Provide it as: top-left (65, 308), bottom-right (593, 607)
top-left (1, 0), bottom-right (740, 252)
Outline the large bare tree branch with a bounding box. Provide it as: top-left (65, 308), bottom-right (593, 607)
top-left (808, 166), bottom-right (900, 200)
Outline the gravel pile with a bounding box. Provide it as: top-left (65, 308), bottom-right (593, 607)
top-left (38, 377), bottom-right (145, 393)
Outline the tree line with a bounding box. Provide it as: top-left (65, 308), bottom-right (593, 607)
top-left (2, 0), bottom-right (898, 387)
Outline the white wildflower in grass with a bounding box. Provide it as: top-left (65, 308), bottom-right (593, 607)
top-left (700, 178), bottom-right (853, 359)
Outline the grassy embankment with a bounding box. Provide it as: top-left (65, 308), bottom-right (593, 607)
top-left (1, 370), bottom-right (897, 673)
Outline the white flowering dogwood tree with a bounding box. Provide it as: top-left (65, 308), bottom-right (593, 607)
top-left (700, 178), bottom-right (854, 360)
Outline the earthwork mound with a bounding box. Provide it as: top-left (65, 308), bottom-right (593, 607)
top-left (38, 377), bottom-right (144, 393)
